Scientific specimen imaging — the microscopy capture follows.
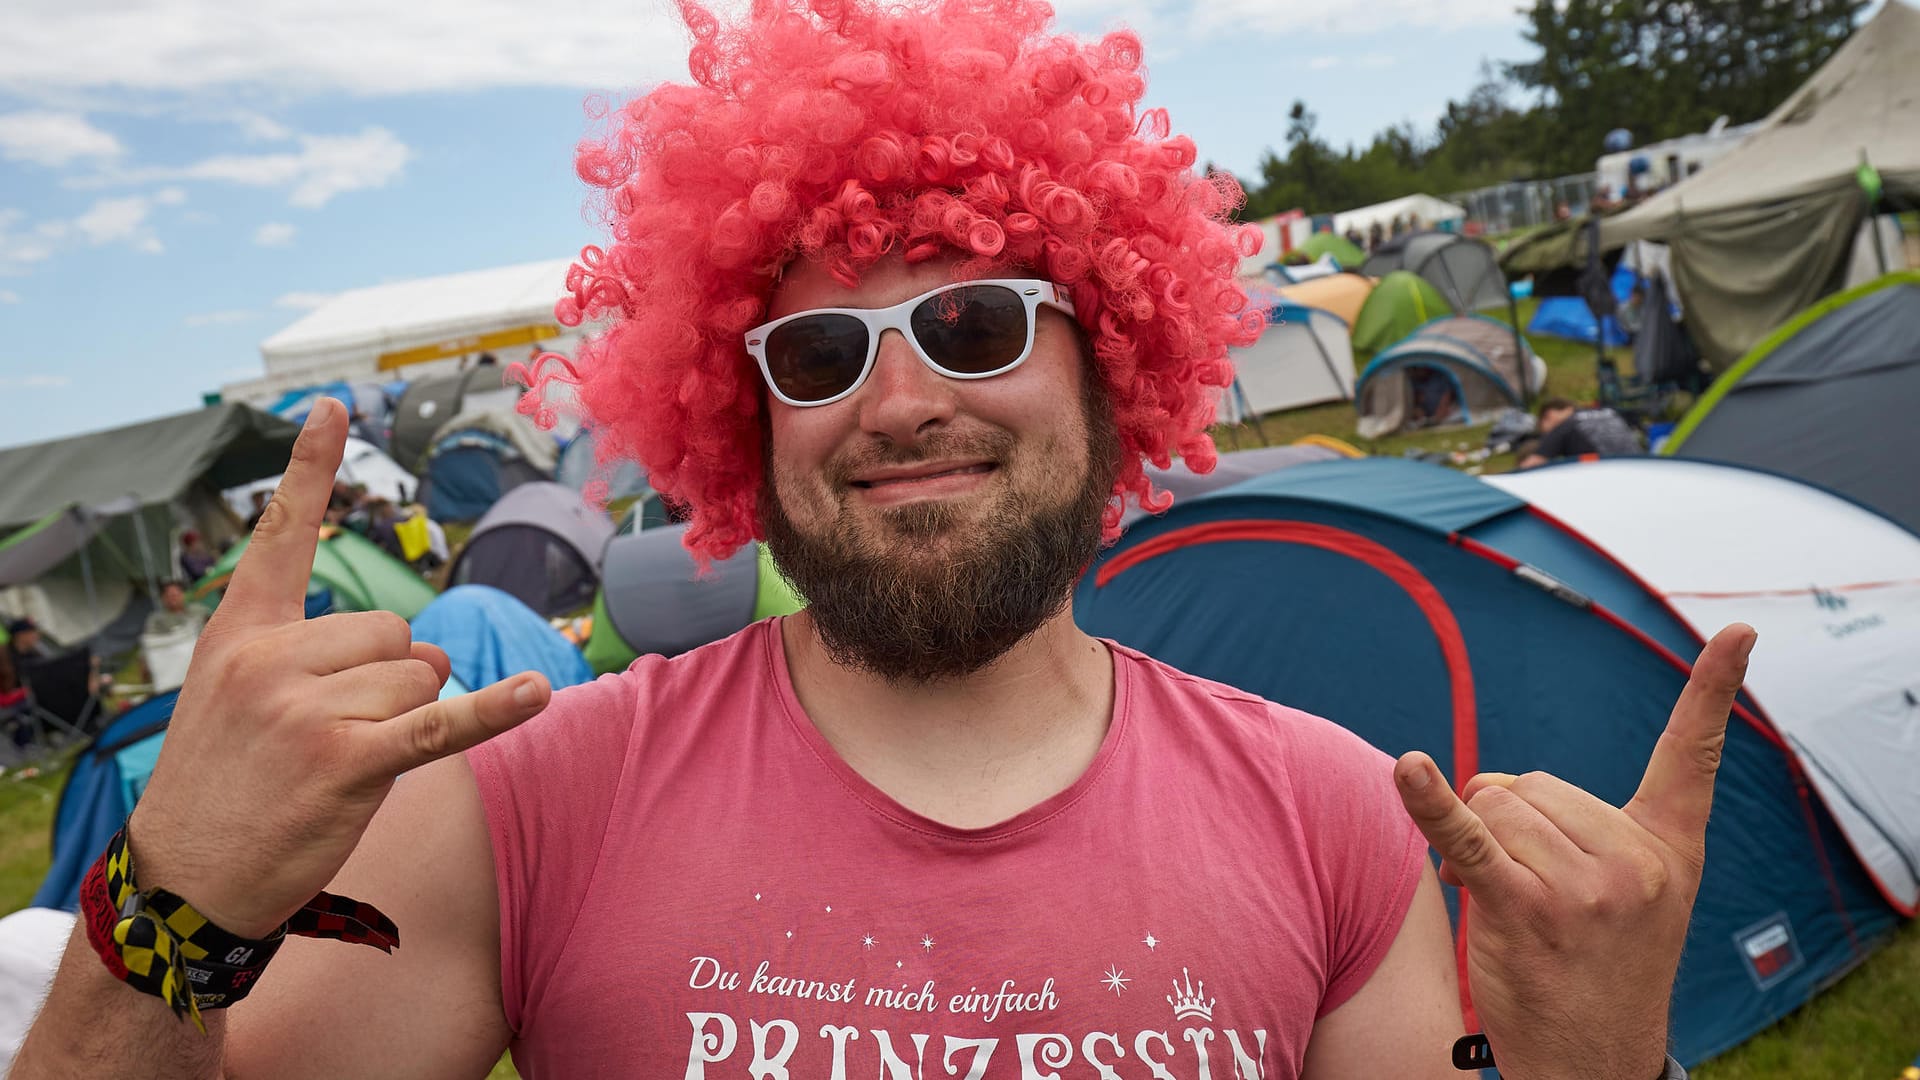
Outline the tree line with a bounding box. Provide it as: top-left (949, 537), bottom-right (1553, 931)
top-left (1230, 0), bottom-right (1866, 221)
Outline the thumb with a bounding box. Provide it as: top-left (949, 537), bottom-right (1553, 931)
top-left (355, 672), bottom-right (551, 780)
top-left (1394, 752), bottom-right (1524, 901)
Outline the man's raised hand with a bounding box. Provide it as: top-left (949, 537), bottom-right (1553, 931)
top-left (127, 398), bottom-right (552, 939)
top-left (1395, 623), bottom-right (1757, 1080)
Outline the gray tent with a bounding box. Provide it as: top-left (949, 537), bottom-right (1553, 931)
top-left (1354, 316), bottom-right (1547, 438)
top-left (1361, 232), bottom-right (1512, 313)
top-left (587, 524), bottom-right (802, 673)
top-left (556, 430), bottom-right (654, 505)
top-left (448, 482), bottom-right (613, 617)
top-left (1663, 272), bottom-right (1920, 532)
top-left (1602, 1), bottom-right (1920, 366)
top-left (389, 366), bottom-right (527, 472)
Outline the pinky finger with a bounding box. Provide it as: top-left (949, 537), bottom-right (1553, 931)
top-left (350, 673), bottom-right (552, 784)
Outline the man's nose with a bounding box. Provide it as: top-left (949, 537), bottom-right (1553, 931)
top-left (854, 328), bottom-right (957, 443)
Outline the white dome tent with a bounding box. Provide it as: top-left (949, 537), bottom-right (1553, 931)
top-left (1490, 458), bottom-right (1920, 914)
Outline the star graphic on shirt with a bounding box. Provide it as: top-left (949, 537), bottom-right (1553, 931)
top-left (825, 905), bottom-right (833, 913)
top-left (896, 960), bottom-right (904, 969)
top-left (1102, 966), bottom-right (1130, 996)
top-left (1143, 932), bottom-right (1159, 950)
top-left (785, 930), bottom-right (794, 939)
top-left (754, 893), bottom-right (762, 901)
top-left (862, 935), bottom-right (876, 950)
top-left (920, 935), bottom-right (936, 952)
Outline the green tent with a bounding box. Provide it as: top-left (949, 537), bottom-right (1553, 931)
top-left (1351, 271), bottom-right (1449, 356)
top-left (1294, 231), bottom-right (1366, 270)
top-left (191, 527), bottom-right (437, 621)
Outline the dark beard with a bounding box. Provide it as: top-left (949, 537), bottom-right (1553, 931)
top-left (761, 392), bottom-right (1118, 685)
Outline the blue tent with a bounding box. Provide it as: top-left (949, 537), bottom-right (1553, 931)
top-left (33, 692), bottom-right (176, 912)
top-left (1073, 458), bottom-right (1900, 1066)
top-left (1527, 263), bottom-right (1635, 346)
top-left (411, 585), bottom-right (593, 693)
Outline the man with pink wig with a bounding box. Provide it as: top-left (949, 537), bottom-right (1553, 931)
top-left (17, 3), bottom-right (1742, 1077)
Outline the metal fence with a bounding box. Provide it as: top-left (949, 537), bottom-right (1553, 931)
top-left (1448, 173), bottom-right (1599, 236)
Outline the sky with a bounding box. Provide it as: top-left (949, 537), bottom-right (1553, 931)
top-left (0, 0), bottom-right (1542, 450)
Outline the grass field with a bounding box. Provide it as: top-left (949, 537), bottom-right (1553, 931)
top-left (7, 299), bottom-right (1918, 1077)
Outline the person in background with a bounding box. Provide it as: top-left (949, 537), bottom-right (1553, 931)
top-left (1519, 396), bottom-right (1644, 468)
top-left (177, 531), bottom-right (217, 583)
top-left (4, 620), bottom-right (48, 671)
top-left (142, 581), bottom-right (209, 641)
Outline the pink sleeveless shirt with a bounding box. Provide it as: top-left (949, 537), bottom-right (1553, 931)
top-left (468, 618), bottom-right (1426, 1079)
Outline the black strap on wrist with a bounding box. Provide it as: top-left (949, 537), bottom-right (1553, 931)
top-left (1452, 1034), bottom-right (1686, 1079)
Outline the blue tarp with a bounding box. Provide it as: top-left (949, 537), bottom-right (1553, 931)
top-left (1074, 458), bottom-right (1900, 1067)
top-left (411, 585), bottom-right (593, 693)
top-left (267, 381), bottom-right (358, 425)
top-left (1527, 263), bottom-right (1635, 346)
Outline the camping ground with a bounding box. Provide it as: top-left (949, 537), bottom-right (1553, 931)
top-left (3, 296), bottom-right (1918, 1077)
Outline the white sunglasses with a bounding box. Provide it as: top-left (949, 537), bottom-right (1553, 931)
top-left (744, 278), bottom-right (1076, 408)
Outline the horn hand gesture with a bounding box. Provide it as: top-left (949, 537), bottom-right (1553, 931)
top-left (1395, 624), bottom-right (1757, 1080)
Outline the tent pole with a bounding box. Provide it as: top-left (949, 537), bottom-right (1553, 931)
top-left (1862, 149), bottom-right (1889, 278)
top-left (78, 512), bottom-right (99, 641)
top-left (129, 501), bottom-right (162, 605)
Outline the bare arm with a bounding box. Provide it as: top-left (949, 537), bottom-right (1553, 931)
top-left (11, 399), bottom-right (546, 1079)
top-left (225, 755), bottom-right (508, 1080)
top-left (11, 928), bottom-right (228, 1078)
top-left (1302, 865), bottom-right (1463, 1080)
top-left (11, 756), bottom-right (503, 1080)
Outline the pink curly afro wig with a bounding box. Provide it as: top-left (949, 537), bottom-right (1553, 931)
top-left (533, 0), bottom-right (1266, 561)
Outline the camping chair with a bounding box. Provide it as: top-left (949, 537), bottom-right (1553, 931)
top-left (13, 651), bottom-right (102, 746)
top-left (0, 681), bottom-right (88, 766)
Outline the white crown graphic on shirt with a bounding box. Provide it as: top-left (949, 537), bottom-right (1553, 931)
top-left (1166, 967), bottom-right (1215, 1023)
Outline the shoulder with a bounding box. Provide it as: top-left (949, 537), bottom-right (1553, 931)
top-left (468, 620), bottom-right (776, 789)
top-left (1113, 643), bottom-right (1394, 770)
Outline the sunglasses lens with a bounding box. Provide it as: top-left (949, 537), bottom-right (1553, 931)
top-left (764, 314), bottom-right (871, 403)
top-left (910, 285), bottom-right (1029, 375)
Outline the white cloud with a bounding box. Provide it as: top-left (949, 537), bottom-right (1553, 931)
top-left (0, 1), bottom-right (698, 97)
top-left (253, 222), bottom-right (297, 246)
top-left (80, 127), bottom-right (411, 208)
top-left (0, 374), bottom-right (70, 388)
top-left (153, 186), bottom-right (188, 206)
top-left (1192, 0), bottom-right (1518, 35)
top-left (74, 195), bottom-right (161, 251)
top-left (274, 290), bottom-right (338, 310)
top-left (1307, 56), bottom-right (1343, 71)
top-left (184, 310), bottom-right (257, 327)
top-left (0, 212), bottom-right (55, 271)
top-left (231, 111), bottom-right (292, 142)
top-left (0, 111), bottom-right (123, 167)
top-left (1356, 52), bottom-right (1397, 69)
top-left (0, 289), bottom-right (18, 303)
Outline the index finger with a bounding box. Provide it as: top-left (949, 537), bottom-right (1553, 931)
top-left (220, 399), bottom-right (348, 626)
top-left (1627, 623), bottom-right (1756, 848)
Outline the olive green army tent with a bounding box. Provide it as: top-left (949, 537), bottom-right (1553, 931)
top-left (0, 404), bottom-right (299, 646)
top-left (1601, 1), bottom-right (1920, 366)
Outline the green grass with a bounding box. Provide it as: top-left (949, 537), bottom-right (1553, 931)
top-left (12, 306), bottom-right (1918, 1077)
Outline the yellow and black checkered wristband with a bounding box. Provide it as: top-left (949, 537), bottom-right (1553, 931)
top-left (80, 823), bottom-right (399, 1031)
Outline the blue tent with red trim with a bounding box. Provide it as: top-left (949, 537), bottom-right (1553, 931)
top-left (1073, 457), bottom-right (1903, 1067)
